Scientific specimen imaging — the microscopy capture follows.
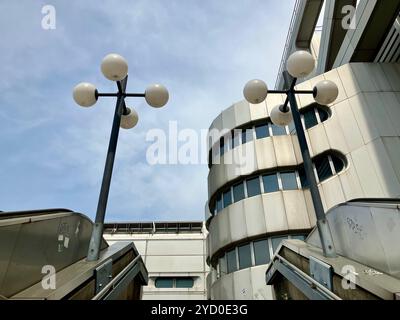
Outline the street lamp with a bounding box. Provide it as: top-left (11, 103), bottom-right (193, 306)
top-left (243, 50), bottom-right (338, 258)
top-left (73, 53), bottom-right (169, 261)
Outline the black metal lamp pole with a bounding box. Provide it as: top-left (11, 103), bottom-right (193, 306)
top-left (87, 76), bottom-right (145, 262)
top-left (264, 71), bottom-right (337, 258)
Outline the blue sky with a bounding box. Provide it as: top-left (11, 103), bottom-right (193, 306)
top-left (0, 1), bottom-right (295, 222)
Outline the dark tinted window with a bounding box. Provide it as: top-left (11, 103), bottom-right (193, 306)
top-left (223, 190), bottom-right (232, 208)
top-left (219, 139), bottom-right (225, 156)
top-left (226, 249), bottom-right (237, 273)
top-left (216, 195), bottom-right (223, 213)
top-left (298, 167), bottom-right (310, 189)
top-left (219, 256), bottom-right (227, 276)
top-left (233, 183), bottom-right (245, 203)
top-left (272, 236), bottom-right (287, 253)
top-left (242, 128), bottom-right (253, 144)
top-left (263, 173), bottom-right (279, 193)
top-left (176, 278), bottom-right (194, 288)
top-left (332, 155), bottom-right (344, 173)
top-left (280, 172), bottom-right (298, 190)
top-left (271, 124), bottom-right (286, 136)
top-left (303, 109), bottom-right (318, 129)
top-left (253, 239), bottom-right (270, 265)
top-left (155, 278), bottom-right (174, 288)
top-left (238, 244), bottom-right (252, 269)
top-left (232, 131), bottom-right (241, 149)
top-left (315, 156), bottom-right (333, 182)
top-left (318, 108), bottom-right (329, 122)
top-left (255, 124), bottom-right (269, 139)
top-left (246, 177), bottom-right (261, 198)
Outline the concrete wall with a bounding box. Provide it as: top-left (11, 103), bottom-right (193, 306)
top-left (104, 227), bottom-right (209, 300)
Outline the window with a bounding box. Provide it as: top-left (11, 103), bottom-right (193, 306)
top-left (216, 195), bottom-right (223, 213)
top-left (263, 173), bottom-right (279, 193)
top-left (238, 244), bottom-right (252, 269)
top-left (271, 236), bottom-right (287, 254)
top-left (271, 124), bottom-right (286, 136)
top-left (226, 249), bottom-right (237, 273)
top-left (155, 278), bottom-right (174, 288)
top-left (219, 139), bottom-right (225, 157)
top-left (219, 256), bottom-right (227, 276)
top-left (331, 155), bottom-right (344, 173)
top-left (255, 124), bottom-right (269, 139)
top-left (232, 130), bottom-right (241, 149)
top-left (242, 128), bottom-right (253, 144)
top-left (246, 177), bottom-right (261, 198)
top-left (223, 190), bottom-right (232, 208)
top-left (298, 167), bottom-right (310, 189)
top-left (280, 172), bottom-right (298, 190)
top-left (291, 235), bottom-right (306, 241)
top-left (303, 109), bottom-right (318, 129)
top-left (288, 121), bottom-right (296, 135)
top-left (253, 239), bottom-right (270, 265)
top-left (318, 108), bottom-right (329, 122)
top-left (315, 156), bottom-right (333, 182)
top-left (176, 277), bottom-right (194, 288)
top-left (233, 183), bottom-right (245, 203)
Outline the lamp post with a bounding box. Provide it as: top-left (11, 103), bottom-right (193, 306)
top-left (243, 50), bottom-right (339, 258)
top-left (73, 53), bottom-right (169, 261)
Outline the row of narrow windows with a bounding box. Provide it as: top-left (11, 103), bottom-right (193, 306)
top-left (214, 234), bottom-right (307, 278)
top-left (208, 104), bottom-right (330, 168)
top-left (210, 153), bottom-right (345, 215)
top-left (154, 277), bottom-right (194, 289)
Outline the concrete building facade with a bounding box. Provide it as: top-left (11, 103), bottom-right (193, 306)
top-left (206, 0), bottom-right (400, 300)
top-left (103, 222), bottom-right (208, 300)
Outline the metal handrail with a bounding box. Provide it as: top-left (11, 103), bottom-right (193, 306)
top-left (274, 0), bottom-right (302, 89)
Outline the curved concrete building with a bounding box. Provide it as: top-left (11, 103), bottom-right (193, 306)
top-left (205, 62), bottom-right (400, 300)
top-left (205, 0), bottom-right (400, 301)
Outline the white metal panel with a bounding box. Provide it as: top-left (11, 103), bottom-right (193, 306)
top-left (350, 145), bottom-right (384, 197)
top-left (348, 93), bottom-right (380, 144)
top-left (338, 156), bottom-right (365, 201)
top-left (321, 177), bottom-right (346, 211)
top-left (249, 101), bottom-right (268, 121)
top-left (323, 107), bottom-right (349, 154)
top-left (234, 100), bottom-right (251, 128)
top-left (382, 137), bottom-right (400, 185)
top-left (232, 268), bottom-right (253, 300)
top-left (228, 201), bottom-right (248, 244)
top-left (222, 106), bottom-right (236, 131)
top-left (308, 125), bottom-right (330, 156)
top-left (323, 68), bottom-right (348, 104)
top-left (366, 138), bottom-right (400, 197)
top-left (380, 63), bottom-right (400, 91)
top-left (146, 240), bottom-right (204, 256)
top-left (272, 136), bottom-right (297, 167)
top-left (335, 99), bottom-right (364, 151)
top-left (337, 63), bottom-right (361, 98)
top-left (254, 139), bottom-right (277, 171)
top-left (262, 193), bottom-right (289, 233)
top-left (282, 191), bottom-right (312, 230)
top-left (383, 92), bottom-right (400, 137)
top-left (145, 256), bottom-right (205, 273)
top-left (249, 265), bottom-right (274, 300)
top-left (243, 196), bottom-right (268, 238)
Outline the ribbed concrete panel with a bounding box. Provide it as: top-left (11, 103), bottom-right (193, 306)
top-left (321, 178), bottom-right (346, 210)
top-left (233, 269), bottom-right (253, 300)
top-left (382, 137), bottom-right (400, 184)
top-left (272, 136), bottom-right (298, 167)
top-left (249, 101), bottom-right (268, 122)
top-left (228, 201), bottom-right (248, 244)
top-left (282, 191), bottom-right (312, 230)
top-left (308, 125), bottom-right (330, 157)
top-left (243, 197), bottom-right (267, 239)
top-left (234, 100), bottom-right (251, 128)
top-left (263, 193), bottom-right (289, 233)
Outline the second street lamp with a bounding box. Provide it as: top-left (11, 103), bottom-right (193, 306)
top-left (243, 50), bottom-right (339, 258)
top-left (73, 53), bottom-right (169, 261)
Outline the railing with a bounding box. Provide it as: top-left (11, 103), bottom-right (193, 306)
top-left (274, 0), bottom-right (302, 89)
